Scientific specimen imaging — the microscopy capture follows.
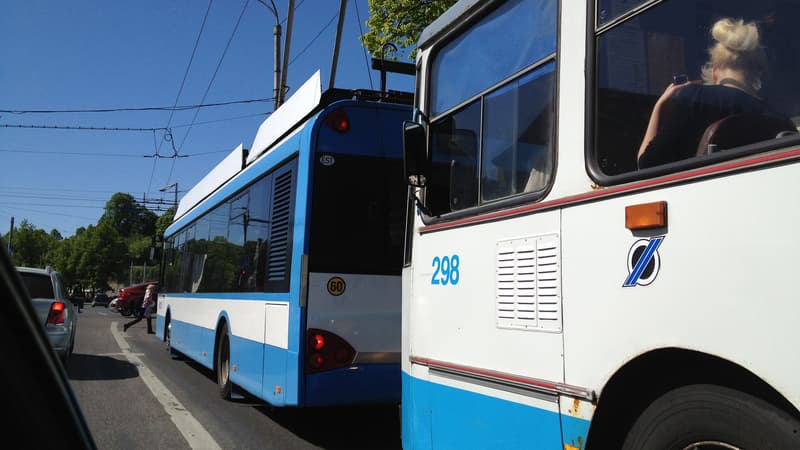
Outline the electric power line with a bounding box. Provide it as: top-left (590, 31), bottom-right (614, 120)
top-left (171, 0), bottom-right (251, 184)
top-left (150, 0), bottom-right (215, 195)
top-left (289, 10), bottom-right (339, 67)
top-left (0, 111), bottom-right (268, 134)
top-left (0, 147), bottom-right (229, 159)
top-left (0, 149), bottom-right (148, 158)
top-left (353, 0), bottom-right (375, 90)
top-left (0, 124), bottom-right (165, 132)
top-left (0, 97), bottom-right (274, 115)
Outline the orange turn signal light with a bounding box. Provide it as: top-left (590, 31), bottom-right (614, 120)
top-left (625, 201), bottom-right (667, 230)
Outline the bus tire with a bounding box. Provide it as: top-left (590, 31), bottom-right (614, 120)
top-left (165, 318), bottom-right (181, 360)
top-left (622, 384), bottom-right (800, 449)
top-left (216, 326), bottom-right (232, 400)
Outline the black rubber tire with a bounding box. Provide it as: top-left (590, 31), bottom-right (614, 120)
top-left (120, 307), bottom-right (132, 317)
top-left (622, 384), bottom-right (800, 449)
top-left (165, 318), bottom-right (182, 360)
top-left (216, 326), bottom-right (232, 400)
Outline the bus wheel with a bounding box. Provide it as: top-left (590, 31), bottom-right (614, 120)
top-left (216, 326), bottom-right (232, 400)
top-left (165, 318), bottom-right (181, 360)
top-left (622, 384), bottom-right (800, 449)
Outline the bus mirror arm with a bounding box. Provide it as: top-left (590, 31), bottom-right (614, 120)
top-left (410, 188), bottom-right (432, 217)
top-left (403, 120), bottom-right (429, 188)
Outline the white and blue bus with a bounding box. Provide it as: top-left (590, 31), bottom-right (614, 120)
top-left (402, 0), bottom-right (800, 449)
top-left (158, 72), bottom-right (412, 407)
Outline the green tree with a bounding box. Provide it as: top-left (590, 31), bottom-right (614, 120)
top-left (5, 219), bottom-right (57, 267)
top-left (75, 223), bottom-right (127, 288)
top-left (99, 193), bottom-right (157, 238)
top-left (361, 0), bottom-right (457, 60)
top-left (155, 207), bottom-right (175, 244)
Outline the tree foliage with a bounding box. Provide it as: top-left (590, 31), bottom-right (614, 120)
top-left (7, 192), bottom-right (173, 289)
top-left (361, 0), bottom-right (457, 60)
top-left (155, 207), bottom-right (175, 244)
top-left (99, 192), bottom-right (157, 238)
top-left (3, 219), bottom-right (60, 268)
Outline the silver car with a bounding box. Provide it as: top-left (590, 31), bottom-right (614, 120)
top-left (16, 266), bottom-right (77, 365)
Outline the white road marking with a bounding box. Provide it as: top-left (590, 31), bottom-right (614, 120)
top-left (111, 321), bottom-right (221, 450)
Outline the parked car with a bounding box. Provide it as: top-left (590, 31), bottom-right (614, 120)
top-left (16, 266), bottom-right (78, 365)
top-left (91, 291), bottom-right (111, 307)
top-left (109, 296), bottom-right (118, 310)
top-left (0, 245), bottom-right (96, 447)
top-left (117, 281), bottom-right (158, 316)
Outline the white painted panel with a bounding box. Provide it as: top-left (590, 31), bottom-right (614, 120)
top-left (409, 210), bottom-right (564, 384)
top-left (264, 303), bottom-right (289, 349)
top-left (174, 144), bottom-right (244, 221)
top-left (163, 296), bottom-right (285, 346)
top-left (561, 161), bottom-right (800, 409)
top-left (248, 70), bottom-right (321, 164)
top-left (307, 273), bottom-right (401, 353)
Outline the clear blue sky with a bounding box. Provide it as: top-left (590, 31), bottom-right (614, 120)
top-left (0, 0), bottom-right (414, 237)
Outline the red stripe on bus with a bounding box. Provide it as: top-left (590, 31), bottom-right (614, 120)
top-left (410, 355), bottom-right (593, 400)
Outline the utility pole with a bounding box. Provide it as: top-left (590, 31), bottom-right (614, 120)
top-left (329, 0), bottom-right (348, 89)
top-left (257, 1), bottom-right (282, 110)
top-left (279, 0), bottom-right (296, 105)
top-left (7, 216), bottom-right (14, 255)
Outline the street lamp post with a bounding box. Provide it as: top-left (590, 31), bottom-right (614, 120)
top-left (160, 182), bottom-right (178, 209)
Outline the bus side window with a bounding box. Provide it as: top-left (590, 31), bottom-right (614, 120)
top-left (448, 129), bottom-right (479, 211)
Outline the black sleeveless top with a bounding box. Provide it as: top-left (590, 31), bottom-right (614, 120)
top-left (638, 84), bottom-right (776, 169)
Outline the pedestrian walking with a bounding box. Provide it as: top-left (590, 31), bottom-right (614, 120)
top-left (123, 284), bottom-right (156, 334)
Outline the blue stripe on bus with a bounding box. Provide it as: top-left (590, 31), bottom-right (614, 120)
top-left (164, 315), bottom-right (299, 404)
top-left (402, 372), bottom-right (590, 449)
top-left (304, 364), bottom-right (400, 407)
top-left (168, 316), bottom-right (216, 370)
top-left (561, 413), bottom-right (591, 450)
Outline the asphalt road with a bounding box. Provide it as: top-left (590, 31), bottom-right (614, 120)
top-left (66, 307), bottom-right (402, 450)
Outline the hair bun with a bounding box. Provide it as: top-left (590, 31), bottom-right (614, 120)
top-left (712, 18), bottom-right (760, 52)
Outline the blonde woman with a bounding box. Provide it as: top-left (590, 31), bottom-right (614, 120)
top-left (637, 18), bottom-right (782, 168)
top-left (123, 284), bottom-right (156, 334)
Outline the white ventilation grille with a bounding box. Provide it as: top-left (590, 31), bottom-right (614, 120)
top-left (496, 234), bottom-right (561, 332)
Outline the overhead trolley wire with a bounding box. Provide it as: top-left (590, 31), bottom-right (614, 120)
top-left (0, 97), bottom-right (274, 115)
top-left (148, 0), bottom-right (216, 194)
top-left (171, 0), bottom-right (251, 185)
top-left (289, 10), bottom-right (339, 66)
top-left (0, 124), bottom-right (165, 132)
top-left (353, 0), bottom-right (375, 90)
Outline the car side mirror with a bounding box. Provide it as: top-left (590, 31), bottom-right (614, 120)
top-left (403, 121), bottom-right (428, 187)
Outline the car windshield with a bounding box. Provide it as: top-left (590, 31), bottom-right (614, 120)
top-left (19, 272), bottom-right (54, 299)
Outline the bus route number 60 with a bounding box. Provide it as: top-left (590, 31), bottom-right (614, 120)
top-left (431, 255), bottom-right (460, 286)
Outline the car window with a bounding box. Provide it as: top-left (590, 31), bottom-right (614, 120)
top-left (19, 273), bottom-right (55, 299)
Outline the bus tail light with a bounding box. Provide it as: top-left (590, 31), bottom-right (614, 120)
top-left (324, 109), bottom-right (350, 133)
top-left (47, 301), bottom-right (66, 325)
top-left (306, 328), bottom-right (355, 374)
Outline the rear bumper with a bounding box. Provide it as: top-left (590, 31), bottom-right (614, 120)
top-left (304, 363), bottom-right (400, 407)
top-left (46, 327), bottom-right (72, 355)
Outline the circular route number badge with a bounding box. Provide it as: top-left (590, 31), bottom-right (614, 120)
top-left (327, 276), bottom-right (346, 296)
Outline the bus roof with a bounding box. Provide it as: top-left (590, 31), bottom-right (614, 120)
top-left (170, 70), bottom-right (412, 228)
top-left (417, 0), bottom-right (484, 50)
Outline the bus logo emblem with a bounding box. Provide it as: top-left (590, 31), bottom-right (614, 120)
top-left (319, 154), bottom-right (335, 166)
top-left (623, 237), bottom-right (664, 287)
top-left (327, 277), bottom-right (346, 296)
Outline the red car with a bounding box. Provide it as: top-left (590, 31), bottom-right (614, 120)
top-left (117, 281), bottom-right (158, 317)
